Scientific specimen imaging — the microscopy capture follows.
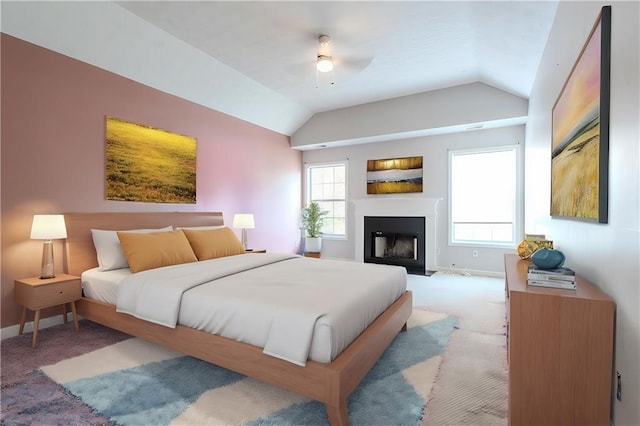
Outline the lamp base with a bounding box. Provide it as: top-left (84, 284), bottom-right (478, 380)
top-left (241, 228), bottom-right (249, 251)
top-left (40, 240), bottom-right (56, 279)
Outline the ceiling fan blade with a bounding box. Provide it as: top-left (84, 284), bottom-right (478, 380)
top-left (335, 56), bottom-right (374, 73)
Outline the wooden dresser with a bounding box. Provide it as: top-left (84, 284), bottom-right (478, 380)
top-left (504, 254), bottom-right (615, 425)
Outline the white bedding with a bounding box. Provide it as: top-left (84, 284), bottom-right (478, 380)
top-left (82, 254), bottom-right (407, 366)
top-left (82, 267), bottom-right (131, 304)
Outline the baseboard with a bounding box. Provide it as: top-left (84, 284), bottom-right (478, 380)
top-left (0, 312), bottom-right (75, 340)
top-left (435, 267), bottom-right (505, 278)
top-left (314, 259), bottom-right (504, 278)
top-left (314, 256), bottom-right (356, 262)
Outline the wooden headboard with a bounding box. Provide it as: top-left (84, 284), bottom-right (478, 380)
top-left (64, 212), bottom-right (224, 276)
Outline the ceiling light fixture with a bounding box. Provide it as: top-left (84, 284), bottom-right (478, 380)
top-left (316, 35), bottom-right (335, 87)
top-left (317, 55), bottom-right (333, 73)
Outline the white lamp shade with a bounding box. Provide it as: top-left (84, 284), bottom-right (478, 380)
top-left (30, 215), bottom-right (67, 240)
top-left (233, 214), bottom-right (255, 229)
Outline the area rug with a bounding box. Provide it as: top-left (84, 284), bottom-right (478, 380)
top-left (37, 310), bottom-right (456, 425)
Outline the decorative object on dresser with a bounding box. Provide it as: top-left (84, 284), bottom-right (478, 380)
top-left (232, 213), bottom-right (255, 250)
top-left (301, 201), bottom-right (328, 253)
top-left (504, 254), bottom-right (615, 425)
top-left (516, 233), bottom-right (553, 259)
top-left (30, 214), bottom-right (68, 279)
top-left (527, 265), bottom-right (576, 290)
top-left (530, 247), bottom-right (566, 269)
top-left (14, 274), bottom-right (81, 348)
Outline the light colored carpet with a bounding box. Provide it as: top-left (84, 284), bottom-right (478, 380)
top-left (407, 272), bottom-right (509, 425)
top-left (3, 272), bottom-right (507, 425)
top-left (40, 309), bottom-right (457, 425)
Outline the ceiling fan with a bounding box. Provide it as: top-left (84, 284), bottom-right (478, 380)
top-left (313, 34), bottom-right (374, 87)
top-left (316, 35), bottom-right (334, 73)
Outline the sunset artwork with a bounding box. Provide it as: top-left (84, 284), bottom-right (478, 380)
top-left (105, 117), bottom-right (197, 204)
top-left (367, 156), bottom-right (423, 194)
top-left (551, 7), bottom-right (610, 223)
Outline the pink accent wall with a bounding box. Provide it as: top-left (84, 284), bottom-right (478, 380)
top-left (0, 34), bottom-right (302, 328)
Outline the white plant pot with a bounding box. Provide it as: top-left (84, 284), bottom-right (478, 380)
top-left (305, 237), bottom-right (322, 253)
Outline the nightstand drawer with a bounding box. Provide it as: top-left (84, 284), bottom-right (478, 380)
top-left (15, 279), bottom-right (81, 310)
top-left (33, 281), bottom-right (81, 308)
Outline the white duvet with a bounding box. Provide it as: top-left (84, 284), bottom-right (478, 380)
top-left (114, 253), bottom-right (407, 366)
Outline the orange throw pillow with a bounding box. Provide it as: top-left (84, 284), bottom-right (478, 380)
top-left (117, 229), bottom-right (197, 273)
top-left (182, 227), bottom-right (245, 260)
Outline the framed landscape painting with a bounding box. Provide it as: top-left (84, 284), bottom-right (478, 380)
top-left (105, 117), bottom-right (197, 204)
top-left (367, 156), bottom-right (423, 194)
top-left (550, 6), bottom-right (610, 223)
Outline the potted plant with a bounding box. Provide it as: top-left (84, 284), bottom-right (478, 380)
top-left (301, 201), bottom-right (328, 253)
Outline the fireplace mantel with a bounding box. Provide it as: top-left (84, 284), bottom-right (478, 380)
top-left (353, 197), bottom-right (441, 271)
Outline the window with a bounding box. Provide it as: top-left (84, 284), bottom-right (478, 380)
top-left (305, 162), bottom-right (347, 238)
top-left (449, 145), bottom-right (521, 246)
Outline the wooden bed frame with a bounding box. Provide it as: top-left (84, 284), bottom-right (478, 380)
top-left (64, 212), bottom-right (413, 425)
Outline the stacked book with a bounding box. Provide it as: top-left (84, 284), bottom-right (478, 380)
top-left (527, 265), bottom-right (576, 290)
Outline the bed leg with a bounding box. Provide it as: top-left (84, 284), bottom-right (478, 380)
top-left (326, 401), bottom-right (348, 426)
top-left (401, 322), bottom-right (408, 332)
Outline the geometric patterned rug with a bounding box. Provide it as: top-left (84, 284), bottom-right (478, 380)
top-left (39, 310), bottom-right (456, 425)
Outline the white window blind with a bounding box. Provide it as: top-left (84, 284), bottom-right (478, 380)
top-left (449, 146), bottom-right (521, 246)
top-left (305, 162), bottom-right (347, 238)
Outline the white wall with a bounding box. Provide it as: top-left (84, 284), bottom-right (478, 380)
top-left (293, 82), bottom-right (527, 148)
top-left (303, 124), bottom-right (525, 275)
top-left (525, 2), bottom-right (639, 425)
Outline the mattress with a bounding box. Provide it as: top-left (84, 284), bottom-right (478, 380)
top-left (82, 254), bottom-right (407, 364)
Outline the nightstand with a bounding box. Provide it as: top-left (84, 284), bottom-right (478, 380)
top-left (245, 249), bottom-right (266, 253)
top-left (14, 274), bottom-right (81, 348)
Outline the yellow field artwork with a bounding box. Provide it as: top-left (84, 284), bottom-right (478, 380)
top-left (551, 123), bottom-right (599, 219)
top-left (105, 117), bottom-right (196, 203)
top-left (367, 156), bottom-right (423, 194)
top-left (550, 7), bottom-right (609, 223)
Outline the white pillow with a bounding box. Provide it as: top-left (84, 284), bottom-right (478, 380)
top-left (91, 226), bottom-right (173, 271)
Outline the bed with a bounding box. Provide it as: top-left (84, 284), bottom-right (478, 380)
top-left (64, 212), bottom-right (413, 425)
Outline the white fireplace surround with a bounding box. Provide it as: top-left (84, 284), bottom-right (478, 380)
top-left (353, 197), bottom-right (441, 272)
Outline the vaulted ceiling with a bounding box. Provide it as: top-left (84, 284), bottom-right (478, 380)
top-left (2, 1), bottom-right (558, 135)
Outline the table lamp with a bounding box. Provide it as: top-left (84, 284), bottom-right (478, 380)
top-left (233, 214), bottom-right (255, 250)
top-left (30, 214), bottom-right (67, 279)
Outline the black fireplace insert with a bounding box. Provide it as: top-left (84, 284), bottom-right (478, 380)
top-left (364, 216), bottom-right (426, 274)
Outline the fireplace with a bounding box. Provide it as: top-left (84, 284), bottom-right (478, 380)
top-left (364, 216), bottom-right (426, 274)
top-left (354, 197), bottom-right (441, 272)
